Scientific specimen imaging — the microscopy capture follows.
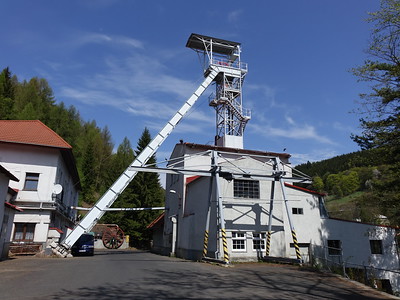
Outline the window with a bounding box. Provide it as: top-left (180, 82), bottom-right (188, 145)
top-left (24, 173), bottom-right (39, 191)
top-left (292, 208), bottom-right (304, 215)
top-left (370, 240), bottom-right (383, 254)
top-left (252, 233), bottom-right (266, 250)
top-left (13, 223), bottom-right (35, 242)
top-left (232, 232), bottom-right (246, 251)
top-left (233, 180), bottom-right (260, 199)
top-left (375, 279), bottom-right (393, 294)
top-left (327, 240), bottom-right (341, 255)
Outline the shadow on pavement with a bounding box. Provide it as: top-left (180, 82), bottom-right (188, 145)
top-left (48, 264), bottom-right (389, 300)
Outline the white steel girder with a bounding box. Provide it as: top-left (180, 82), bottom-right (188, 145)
top-left (51, 65), bottom-right (221, 257)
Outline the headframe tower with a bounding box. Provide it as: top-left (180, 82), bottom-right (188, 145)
top-left (186, 34), bottom-right (251, 149)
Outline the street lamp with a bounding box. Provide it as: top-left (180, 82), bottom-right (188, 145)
top-left (169, 189), bottom-right (181, 209)
top-left (168, 189), bottom-right (182, 257)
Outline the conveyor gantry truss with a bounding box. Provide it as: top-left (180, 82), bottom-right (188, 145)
top-left (51, 34), bottom-right (244, 257)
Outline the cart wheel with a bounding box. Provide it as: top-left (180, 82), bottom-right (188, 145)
top-left (102, 226), bottom-right (125, 249)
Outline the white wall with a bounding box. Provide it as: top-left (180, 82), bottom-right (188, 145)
top-left (322, 219), bottom-right (400, 269)
top-left (167, 147), bottom-right (309, 261)
top-left (281, 187), bottom-right (325, 259)
top-left (0, 143), bottom-right (58, 203)
top-left (0, 142), bottom-right (79, 245)
top-left (321, 218), bottom-right (400, 294)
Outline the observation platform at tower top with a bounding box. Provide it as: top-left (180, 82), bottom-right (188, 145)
top-left (186, 33), bottom-right (241, 56)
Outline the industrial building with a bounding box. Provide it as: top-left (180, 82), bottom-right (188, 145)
top-left (148, 34), bottom-right (400, 293)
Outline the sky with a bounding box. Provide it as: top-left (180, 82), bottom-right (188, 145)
top-left (1, 1), bottom-right (380, 170)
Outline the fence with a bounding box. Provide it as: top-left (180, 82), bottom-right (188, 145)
top-left (308, 243), bottom-right (399, 296)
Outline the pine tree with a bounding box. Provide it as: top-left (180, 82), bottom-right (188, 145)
top-left (101, 131), bottom-right (164, 248)
top-left (128, 128), bottom-right (164, 247)
top-left (0, 67), bottom-right (15, 119)
top-left (81, 140), bottom-right (96, 204)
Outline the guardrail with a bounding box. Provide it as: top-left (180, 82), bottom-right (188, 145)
top-left (211, 58), bottom-right (248, 71)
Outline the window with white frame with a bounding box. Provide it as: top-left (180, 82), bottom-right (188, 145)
top-left (233, 179), bottom-right (260, 199)
top-left (13, 223), bottom-right (35, 242)
top-left (232, 232), bottom-right (246, 251)
top-left (24, 172), bottom-right (39, 191)
top-left (252, 232), bottom-right (266, 250)
top-left (292, 207), bottom-right (304, 215)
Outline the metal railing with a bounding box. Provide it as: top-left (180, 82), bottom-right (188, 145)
top-left (308, 243), bottom-right (399, 296)
top-left (211, 58), bottom-right (248, 71)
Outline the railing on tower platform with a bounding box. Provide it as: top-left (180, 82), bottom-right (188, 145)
top-left (210, 57), bottom-right (248, 72)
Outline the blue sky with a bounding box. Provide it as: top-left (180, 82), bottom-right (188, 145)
top-left (1, 1), bottom-right (379, 167)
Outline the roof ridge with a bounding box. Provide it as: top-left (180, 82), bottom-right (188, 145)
top-left (0, 120), bottom-right (72, 149)
top-left (34, 120), bottom-right (72, 148)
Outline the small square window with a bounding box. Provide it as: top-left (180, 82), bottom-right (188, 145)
top-left (24, 173), bottom-right (39, 191)
top-left (375, 279), bottom-right (393, 294)
top-left (292, 208), bottom-right (304, 215)
top-left (232, 232), bottom-right (246, 251)
top-left (370, 240), bottom-right (383, 254)
top-left (252, 232), bottom-right (266, 250)
top-left (327, 240), bottom-right (341, 255)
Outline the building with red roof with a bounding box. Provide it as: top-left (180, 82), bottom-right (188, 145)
top-left (0, 120), bottom-right (80, 255)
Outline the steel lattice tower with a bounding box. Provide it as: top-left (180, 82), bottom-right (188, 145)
top-left (186, 34), bottom-right (251, 149)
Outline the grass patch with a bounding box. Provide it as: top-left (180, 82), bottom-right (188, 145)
top-left (325, 191), bottom-right (366, 220)
top-left (326, 191), bottom-right (365, 205)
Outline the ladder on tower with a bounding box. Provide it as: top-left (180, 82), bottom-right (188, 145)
top-left (51, 64), bottom-right (222, 257)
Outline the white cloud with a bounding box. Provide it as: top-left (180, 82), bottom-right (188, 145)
top-left (333, 121), bottom-right (355, 133)
top-left (59, 48), bottom-right (203, 122)
top-left (291, 148), bottom-right (339, 166)
top-left (285, 115), bottom-right (295, 125)
top-left (70, 32), bottom-right (144, 50)
top-left (249, 122), bottom-right (336, 145)
top-left (246, 84), bottom-right (281, 109)
top-left (228, 10), bottom-right (243, 23)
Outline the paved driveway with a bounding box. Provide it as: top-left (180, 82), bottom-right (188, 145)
top-left (0, 250), bottom-right (395, 299)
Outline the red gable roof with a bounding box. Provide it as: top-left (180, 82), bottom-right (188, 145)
top-left (147, 212), bottom-right (165, 229)
top-left (0, 120), bottom-right (71, 149)
top-left (0, 120), bottom-right (81, 190)
top-left (284, 183), bottom-right (326, 196)
top-left (49, 227), bottom-right (64, 234)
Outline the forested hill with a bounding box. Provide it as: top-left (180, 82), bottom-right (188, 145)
top-left (0, 67), bottom-right (165, 247)
top-left (294, 147), bottom-right (399, 226)
top-left (295, 148), bottom-right (388, 178)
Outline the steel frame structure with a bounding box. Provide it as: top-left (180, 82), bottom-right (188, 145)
top-left (187, 34), bottom-right (250, 148)
top-left (130, 150), bottom-right (311, 264)
top-left (51, 33), bottom-right (305, 262)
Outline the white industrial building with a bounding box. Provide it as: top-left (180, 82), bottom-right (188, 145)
top-left (0, 120), bottom-right (80, 254)
top-left (147, 34), bottom-right (399, 294)
top-left (146, 141), bottom-right (400, 294)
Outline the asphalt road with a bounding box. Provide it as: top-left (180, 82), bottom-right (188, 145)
top-left (0, 249), bottom-right (395, 299)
